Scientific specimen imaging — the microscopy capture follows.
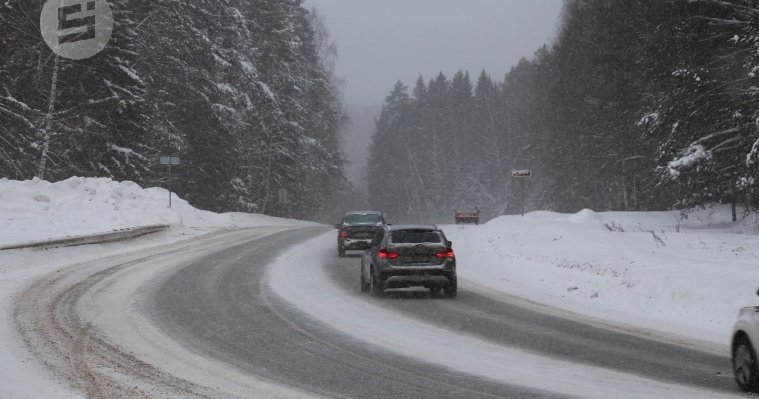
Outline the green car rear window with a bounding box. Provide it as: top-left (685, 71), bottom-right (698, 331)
top-left (345, 214), bottom-right (382, 225)
top-left (390, 231), bottom-right (442, 244)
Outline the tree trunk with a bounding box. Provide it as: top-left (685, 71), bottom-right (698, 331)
top-left (37, 54), bottom-right (61, 180)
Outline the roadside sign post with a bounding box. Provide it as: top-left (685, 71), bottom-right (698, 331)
top-left (511, 170), bottom-right (532, 216)
top-left (278, 188), bottom-right (289, 205)
top-left (160, 156), bottom-right (181, 208)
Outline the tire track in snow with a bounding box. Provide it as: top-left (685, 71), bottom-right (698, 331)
top-left (267, 232), bottom-right (743, 399)
top-left (12, 229), bottom-right (289, 399)
top-left (13, 247), bottom-right (218, 398)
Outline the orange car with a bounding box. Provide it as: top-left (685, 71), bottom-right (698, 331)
top-left (454, 207), bottom-right (480, 225)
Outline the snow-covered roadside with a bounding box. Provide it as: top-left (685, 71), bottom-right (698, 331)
top-left (28, 227), bottom-right (315, 399)
top-left (77, 231), bottom-right (316, 399)
top-left (268, 233), bottom-right (742, 399)
top-left (0, 177), bottom-right (313, 399)
top-left (0, 177), bottom-right (308, 248)
top-left (445, 206), bottom-right (759, 350)
top-left (1, 231), bottom-right (201, 399)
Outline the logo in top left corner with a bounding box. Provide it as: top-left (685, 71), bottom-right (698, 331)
top-left (40, 0), bottom-right (113, 60)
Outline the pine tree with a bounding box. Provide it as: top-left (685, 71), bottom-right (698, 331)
top-left (641, 0), bottom-right (759, 218)
top-left (367, 81), bottom-right (412, 218)
top-left (0, 0), bottom-right (346, 218)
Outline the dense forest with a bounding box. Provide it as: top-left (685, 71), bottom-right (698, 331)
top-left (368, 0), bottom-right (759, 222)
top-left (0, 0), bottom-right (346, 218)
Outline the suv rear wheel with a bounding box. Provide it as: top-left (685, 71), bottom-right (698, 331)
top-left (369, 268), bottom-right (384, 297)
top-left (360, 268), bottom-right (370, 292)
top-left (338, 242), bottom-right (345, 257)
top-left (734, 335), bottom-right (759, 392)
top-left (443, 277), bottom-right (457, 299)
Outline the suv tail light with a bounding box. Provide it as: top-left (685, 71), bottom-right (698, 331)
top-left (435, 249), bottom-right (455, 259)
top-left (378, 249), bottom-right (399, 260)
top-left (339, 230), bottom-right (348, 238)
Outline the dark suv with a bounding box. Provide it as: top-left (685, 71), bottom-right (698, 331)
top-left (335, 211), bottom-right (386, 257)
top-left (360, 225), bottom-right (457, 298)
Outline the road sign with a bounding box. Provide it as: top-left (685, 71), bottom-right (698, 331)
top-left (512, 170), bottom-right (532, 178)
top-left (278, 188), bottom-right (289, 204)
top-left (160, 156), bottom-right (181, 208)
top-left (160, 156), bottom-right (180, 166)
top-left (511, 170), bottom-right (532, 216)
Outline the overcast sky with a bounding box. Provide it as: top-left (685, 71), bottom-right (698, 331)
top-left (304, 0), bottom-right (565, 106)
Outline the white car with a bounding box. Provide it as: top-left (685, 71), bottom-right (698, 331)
top-left (732, 290), bottom-right (759, 392)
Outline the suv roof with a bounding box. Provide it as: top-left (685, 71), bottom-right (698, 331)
top-left (386, 224), bottom-right (439, 231)
top-left (345, 210), bottom-right (382, 215)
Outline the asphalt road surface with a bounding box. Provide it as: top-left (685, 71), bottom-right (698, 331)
top-left (148, 227), bottom-right (737, 398)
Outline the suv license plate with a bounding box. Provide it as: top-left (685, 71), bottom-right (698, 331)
top-left (403, 256), bottom-right (430, 263)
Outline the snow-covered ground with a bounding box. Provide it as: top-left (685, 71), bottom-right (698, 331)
top-left (0, 176), bottom-right (307, 248)
top-left (446, 207), bottom-right (759, 350)
top-left (269, 233), bottom-right (741, 399)
top-left (0, 177), bottom-right (312, 399)
top-left (2, 176), bottom-right (757, 397)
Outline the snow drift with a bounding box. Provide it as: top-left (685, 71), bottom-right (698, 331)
top-left (446, 207), bottom-right (759, 348)
top-left (0, 177), bottom-right (311, 248)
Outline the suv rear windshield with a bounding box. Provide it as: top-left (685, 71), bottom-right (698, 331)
top-left (345, 214), bottom-right (382, 225)
top-left (390, 230), bottom-right (443, 244)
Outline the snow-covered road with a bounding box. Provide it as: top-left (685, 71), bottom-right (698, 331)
top-left (269, 232), bottom-right (740, 399)
top-left (12, 227), bottom-right (314, 399)
top-left (2, 178), bottom-right (755, 398)
top-left (2, 225), bottom-right (747, 398)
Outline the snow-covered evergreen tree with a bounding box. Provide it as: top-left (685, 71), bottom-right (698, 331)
top-left (0, 0), bottom-right (345, 218)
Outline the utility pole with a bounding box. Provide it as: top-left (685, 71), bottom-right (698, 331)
top-left (520, 178), bottom-right (525, 217)
top-left (168, 161), bottom-right (172, 208)
top-left (38, 0), bottom-right (114, 178)
top-left (37, 54), bottom-right (60, 180)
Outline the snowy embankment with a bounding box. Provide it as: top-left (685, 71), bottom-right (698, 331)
top-left (0, 177), bottom-right (306, 248)
top-left (445, 207), bottom-right (759, 349)
top-left (0, 177), bottom-right (311, 399)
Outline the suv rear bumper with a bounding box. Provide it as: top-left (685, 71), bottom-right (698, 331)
top-left (340, 238), bottom-right (372, 250)
top-left (380, 269), bottom-right (455, 289)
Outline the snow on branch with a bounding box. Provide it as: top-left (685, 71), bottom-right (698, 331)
top-left (118, 65), bottom-right (144, 84)
top-left (0, 92), bottom-right (32, 112)
top-left (668, 144), bottom-right (711, 177)
top-left (637, 112), bottom-right (660, 128)
top-left (0, 105), bottom-right (36, 129)
top-left (693, 127), bottom-right (741, 145)
top-left (107, 143), bottom-right (147, 161)
top-left (748, 139), bottom-right (759, 166)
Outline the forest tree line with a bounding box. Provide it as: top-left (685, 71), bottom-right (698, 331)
top-left (0, 0), bottom-right (346, 217)
top-left (367, 0), bottom-right (759, 221)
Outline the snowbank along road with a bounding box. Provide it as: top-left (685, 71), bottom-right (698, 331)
top-left (12, 226), bottom-right (745, 398)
